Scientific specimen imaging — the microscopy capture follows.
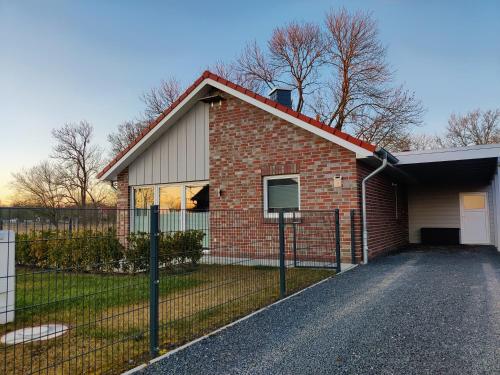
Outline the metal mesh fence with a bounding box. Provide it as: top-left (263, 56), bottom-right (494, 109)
top-left (0, 207), bottom-right (347, 374)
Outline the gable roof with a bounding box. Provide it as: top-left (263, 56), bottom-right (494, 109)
top-left (98, 71), bottom-right (377, 181)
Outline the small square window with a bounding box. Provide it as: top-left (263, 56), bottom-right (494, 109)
top-left (264, 175), bottom-right (300, 215)
top-left (463, 194), bottom-right (486, 210)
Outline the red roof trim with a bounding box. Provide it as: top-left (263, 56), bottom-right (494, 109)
top-left (98, 70), bottom-right (376, 179)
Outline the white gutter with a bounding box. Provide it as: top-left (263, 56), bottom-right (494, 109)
top-left (361, 154), bottom-right (388, 265)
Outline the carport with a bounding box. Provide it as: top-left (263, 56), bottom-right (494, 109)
top-left (394, 144), bottom-right (500, 248)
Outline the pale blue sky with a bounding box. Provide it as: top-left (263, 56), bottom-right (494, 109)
top-left (1, 0), bottom-right (499, 200)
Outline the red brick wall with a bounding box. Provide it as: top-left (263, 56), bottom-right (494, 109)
top-left (357, 162), bottom-right (408, 259)
top-left (112, 92), bottom-right (410, 263)
top-left (208, 91), bottom-right (361, 263)
top-left (116, 168), bottom-right (130, 244)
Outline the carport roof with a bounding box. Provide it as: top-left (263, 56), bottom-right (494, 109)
top-left (393, 144), bottom-right (500, 185)
top-left (394, 143), bottom-right (500, 165)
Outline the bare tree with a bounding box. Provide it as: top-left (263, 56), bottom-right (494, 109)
top-left (107, 120), bottom-right (148, 156)
top-left (141, 77), bottom-right (182, 121)
top-left (228, 10), bottom-right (422, 149)
top-left (208, 60), bottom-right (263, 93)
top-left (211, 60), bottom-right (239, 82)
top-left (234, 41), bottom-right (277, 94)
top-left (310, 9), bottom-right (423, 149)
top-left (11, 161), bottom-right (65, 209)
top-left (107, 77), bottom-right (183, 155)
top-left (344, 86), bottom-right (425, 150)
top-left (106, 9), bottom-right (423, 156)
top-left (235, 22), bottom-right (326, 112)
top-left (51, 121), bottom-right (103, 207)
top-left (268, 22), bottom-right (326, 112)
top-left (444, 109), bottom-right (500, 147)
top-left (401, 133), bottom-right (444, 151)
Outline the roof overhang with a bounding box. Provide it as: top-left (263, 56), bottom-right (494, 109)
top-left (394, 144), bottom-right (500, 165)
top-left (392, 144), bottom-right (500, 185)
top-left (99, 72), bottom-right (376, 181)
top-left (398, 157), bottom-right (498, 185)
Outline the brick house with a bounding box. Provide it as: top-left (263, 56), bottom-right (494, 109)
top-left (98, 71), bottom-right (500, 263)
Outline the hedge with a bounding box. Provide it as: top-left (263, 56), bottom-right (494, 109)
top-left (15, 229), bottom-right (205, 274)
top-left (16, 229), bottom-right (124, 272)
top-left (124, 230), bottom-right (204, 273)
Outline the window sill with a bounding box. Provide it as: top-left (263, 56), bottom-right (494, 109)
top-left (263, 211), bottom-right (302, 224)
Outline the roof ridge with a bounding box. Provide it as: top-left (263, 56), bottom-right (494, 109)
top-left (98, 70), bottom-right (375, 179)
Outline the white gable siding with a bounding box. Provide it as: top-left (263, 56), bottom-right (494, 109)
top-left (128, 102), bottom-right (209, 186)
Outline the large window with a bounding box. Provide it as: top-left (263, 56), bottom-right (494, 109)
top-left (132, 183), bottom-right (209, 212)
top-left (131, 183), bottom-right (209, 247)
top-left (263, 175), bottom-right (300, 215)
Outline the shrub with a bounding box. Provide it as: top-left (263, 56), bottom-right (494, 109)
top-left (13, 228), bottom-right (204, 274)
top-left (15, 233), bottom-right (32, 266)
top-left (14, 229), bottom-right (124, 272)
top-left (29, 230), bottom-right (54, 267)
top-left (127, 230), bottom-right (205, 272)
top-left (161, 230), bottom-right (204, 268)
top-left (124, 232), bottom-right (150, 274)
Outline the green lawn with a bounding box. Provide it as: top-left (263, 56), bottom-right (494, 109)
top-left (4, 264), bottom-right (334, 375)
top-left (14, 267), bottom-right (202, 322)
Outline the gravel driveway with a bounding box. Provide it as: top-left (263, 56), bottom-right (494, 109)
top-left (140, 247), bottom-right (500, 375)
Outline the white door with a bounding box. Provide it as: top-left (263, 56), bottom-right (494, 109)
top-left (459, 192), bottom-right (490, 244)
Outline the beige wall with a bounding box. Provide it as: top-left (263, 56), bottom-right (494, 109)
top-left (408, 183), bottom-right (494, 244)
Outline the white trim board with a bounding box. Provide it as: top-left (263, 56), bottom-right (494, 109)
top-left (395, 144), bottom-right (500, 165)
top-left (100, 78), bottom-right (373, 181)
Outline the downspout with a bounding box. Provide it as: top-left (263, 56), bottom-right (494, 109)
top-left (362, 153), bottom-right (388, 265)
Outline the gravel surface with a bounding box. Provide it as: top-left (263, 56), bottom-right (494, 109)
top-left (140, 247), bottom-right (500, 375)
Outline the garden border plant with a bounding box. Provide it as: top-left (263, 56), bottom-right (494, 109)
top-left (15, 229), bottom-right (205, 273)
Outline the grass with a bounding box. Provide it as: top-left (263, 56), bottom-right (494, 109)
top-left (2, 264), bottom-right (333, 375)
top-left (14, 267), bottom-right (202, 322)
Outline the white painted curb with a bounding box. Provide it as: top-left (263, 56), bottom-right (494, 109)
top-left (122, 265), bottom-right (357, 374)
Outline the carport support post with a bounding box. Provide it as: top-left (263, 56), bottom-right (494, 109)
top-left (278, 210), bottom-right (286, 298)
top-left (149, 205), bottom-right (160, 358)
top-left (335, 209), bottom-right (341, 273)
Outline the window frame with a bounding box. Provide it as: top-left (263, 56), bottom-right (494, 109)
top-left (130, 182), bottom-right (209, 231)
top-left (131, 186), bottom-right (155, 214)
top-left (263, 174), bottom-right (300, 218)
top-left (156, 181), bottom-right (209, 211)
top-left (157, 183), bottom-right (184, 210)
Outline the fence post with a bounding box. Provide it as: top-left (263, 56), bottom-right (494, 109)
top-left (149, 205), bottom-right (160, 358)
top-left (292, 212), bottom-right (297, 267)
top-left (278, 210), bottom-right (286, 298)
top-left (335, 209), bottom-right (341, 273)
top-left (350, 209), bottom-right (356, 264)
